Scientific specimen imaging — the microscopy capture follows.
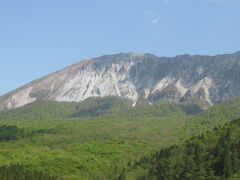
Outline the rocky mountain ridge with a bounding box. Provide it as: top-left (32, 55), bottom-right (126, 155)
top-left (1, 51), bottom-right (240, 110)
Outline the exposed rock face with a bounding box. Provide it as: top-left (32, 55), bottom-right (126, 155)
top-left (1, 51), bottom-right (240, 110)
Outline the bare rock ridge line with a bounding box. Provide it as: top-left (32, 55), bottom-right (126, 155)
top-left (1, 51), bottom-right (240, 110)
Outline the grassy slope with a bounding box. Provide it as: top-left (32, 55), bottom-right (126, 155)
top-left (0, 97), bottom-right (239, 179)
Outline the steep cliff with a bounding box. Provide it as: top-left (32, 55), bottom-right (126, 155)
top-left (1, 51), bottom-right (240, 110)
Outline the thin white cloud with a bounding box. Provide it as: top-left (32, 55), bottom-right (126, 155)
top-left (152, 17), bottom-right (160, 24)
top-left (144, 10), bottom-right (160, 25)
top-left (144, 10), bottom-right (154, 16)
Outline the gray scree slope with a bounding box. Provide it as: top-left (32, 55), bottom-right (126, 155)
top-left (1, 51), bottom-right (240, 110)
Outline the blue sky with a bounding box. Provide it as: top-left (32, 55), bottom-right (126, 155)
top-left (0, 0), bottom-right (240, 95)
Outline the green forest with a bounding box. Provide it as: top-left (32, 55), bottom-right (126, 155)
top-left (0, 97), bottom-right (240, 179)
top-left (125, 118), bottom-right (240, 179)
top-left (0, 164), bottom-right (63, 180)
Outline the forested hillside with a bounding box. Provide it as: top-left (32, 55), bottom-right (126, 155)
top-left (0, 125), bottom-right (27, 142)
top-left (0, 97), bottom-right (240, 179)
top-left (0, 164), bottom-right (63, 180)
top-left (125, 118), bottom-right (240, 179)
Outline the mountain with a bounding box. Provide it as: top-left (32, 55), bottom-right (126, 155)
top-left (1, 51), bottom-right (240, 110)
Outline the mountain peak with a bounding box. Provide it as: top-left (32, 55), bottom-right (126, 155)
top-left (0, 51), bottom-right (240, 110)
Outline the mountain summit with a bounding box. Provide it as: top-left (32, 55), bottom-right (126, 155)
top-left (1, 51), bottom-right (240, 110)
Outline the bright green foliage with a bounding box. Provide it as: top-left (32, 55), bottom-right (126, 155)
top-left (126, 118), bottom-right (240, 179)
top-left (0, 101), bottom-right (77, 121)
top-left (185, 97), bottom-right (240, 136)
top-left (0, 97), bottom-right (240, 179)
top-left (0, 97), bottom-right (132, 121)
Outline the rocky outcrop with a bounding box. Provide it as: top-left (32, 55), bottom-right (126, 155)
top-left (1, 51), bottom-right (240, 110)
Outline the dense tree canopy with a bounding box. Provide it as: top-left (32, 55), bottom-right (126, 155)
top-left (0, 125), bottom-right (26, 142)
top-left (0, 164), bottom-right (63, 180)
top-left (0, 97), bottom-right (240, 179)
top-left (126, 118), bottom-right (240, 179)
